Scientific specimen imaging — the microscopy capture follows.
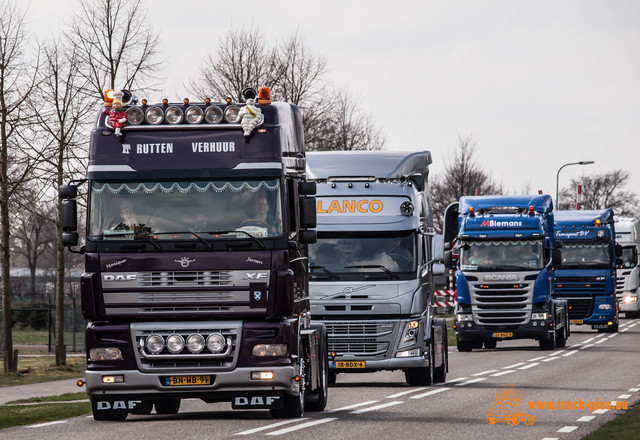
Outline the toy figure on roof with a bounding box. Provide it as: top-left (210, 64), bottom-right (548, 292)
top-left (104, 90), bottom-right (128, 136)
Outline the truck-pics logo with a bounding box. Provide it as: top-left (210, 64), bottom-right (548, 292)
top-left (480, 220), bottom-right (523, 227)
top-left (486, 385), bottom-right (535, 426)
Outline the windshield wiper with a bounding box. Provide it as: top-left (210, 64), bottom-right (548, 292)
top-left (344, 264), bottom-right (400, 279)
top-left (310, 264), bottom-right (340, 280)
top-left (134, 232), bottom-right (161, 251)
top-left (201, 230), bottom-right (266, 249)
top-left (151, 231), bottom-right (214, 250)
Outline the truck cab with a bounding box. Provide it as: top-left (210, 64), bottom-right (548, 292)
top-left (615, 218), bottom-right (640, 318)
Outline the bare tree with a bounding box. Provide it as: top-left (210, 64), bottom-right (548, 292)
top-left (28, 38), bottom-right (93, 366)
top-left (430, 135), bottom-right (502, 231)
top-left (66, 0), bottom-right (163, 100)
top-left (0, 0), bottom-right (40, 372)
top-left (558, 170), bottom-right (639, 215)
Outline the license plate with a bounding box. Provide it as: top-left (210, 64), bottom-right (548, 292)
top-left (165, 375), bottom-right (211, 386)
top-left (492, 332), bottom-right (513, 338)
top-left (570, 319), bottom-right (584, 324)
top-left (592, 324), bottom-right (609, 329)
top-left (333, 361), bottom-right (365, 369)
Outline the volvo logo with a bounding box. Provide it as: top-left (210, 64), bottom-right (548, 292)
top-left (175, 257), bottom-right (196, 268)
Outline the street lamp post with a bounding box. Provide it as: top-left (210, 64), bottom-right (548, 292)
top-left (555, 161), bottom-right (595, 208)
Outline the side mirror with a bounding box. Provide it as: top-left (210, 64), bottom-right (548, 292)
top-left (298, 181), bottom-right (316, 195)
top-left (444, 250), bottom-right (453, 268)
top-left (62, 232), bottom-right (79, 247)
top-left (59, 185), bottom-right (78, 199)
top-left (552, 248), bottom-right (562, 267)
top-left (432, 263), bottom-right (445, 276)
top-left (555, 240), bottom-right (563, 249)
top-left (299, 196), bottom-right (316, 229)
top-left (616, 244), bottom-right (623, 257)
top-left (432, 234), bottom-right (444, 262)
top-left (299, 230), bottom-right (317, 244)
top-left (409, 174), bottom-right (425, 191)
top-left (61, 199), bottom-right (78, 232)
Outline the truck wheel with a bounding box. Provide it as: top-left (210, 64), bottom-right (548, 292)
top-left (306, 325), bottom-right (328, 411)
top-left (154, 399), bottom-right (180, 415)
top-left (271, 341), bottom-right (305, 418)
top-left (91, 401), bottom-right (127, 421)
top-left (328, 371), bottom-right (337, 385)
top-left (405, 340), bottom-right (434, 386)
top-left (555, 327), bottom-right (566, 348)
top-left (433, 338), bottom-right (447, 383)
top-left (483, 340), bottom-right (497, 349)
top-left (457, 335), bottom-right (473, 352)
top-left (539, 331), bottom-right (555, 350)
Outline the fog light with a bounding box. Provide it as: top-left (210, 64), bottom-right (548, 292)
top-left (204, 105), bottom-right (223, 123)
top-left (102, 375), bottom-right (125, 384)
top-left (166, 334), bottom-right (185, 353)
top-left (599, 304), bottom-right (612, 310)
top-left (185, 106), bottom-right (204, 124)
top-left (224, 105), bottom-right (241, 123)
top-left (207, 333), bottom-right (226, 353)
top-left (145, 106), bottom-right (163, 124)
top-left (186, 334), bottom-right (205, 353)
top-left (251, 371), bottom-right (274, 380)
top-left (165, 106), bottom-right (184, 124)
top-left (145, 334), bottom-right (164, 354)
top-left (89, 347), bottom-right (123, 361)
top-left (126, 107), bottom-right (144, 125)
top-left (396, 348), bottom-right (421, 358)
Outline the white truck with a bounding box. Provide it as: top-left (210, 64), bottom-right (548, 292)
top-left (615, 218), bottom-right (640, 318)
top-left (306, 151), bottom-right (447, 386)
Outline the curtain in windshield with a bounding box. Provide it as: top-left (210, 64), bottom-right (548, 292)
top-left (88, 179), bottom-right (282, 239)
top-left (460, 240), bottom-right (543, 271)
top-left (560, 243), bottom-right (611, 268)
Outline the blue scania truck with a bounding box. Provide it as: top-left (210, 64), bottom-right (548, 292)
top-left (553, 209), bottom-right (619, 332)
top-left (444, 195), bottom-right (569, 351)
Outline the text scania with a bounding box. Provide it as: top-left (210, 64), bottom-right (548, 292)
top-left (480, 220), bottom-right (523, 227)
top-left (317, 199), bottom-right (383, 214)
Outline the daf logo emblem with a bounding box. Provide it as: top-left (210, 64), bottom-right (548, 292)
top-left (175, 257), bottom-right (196, 268)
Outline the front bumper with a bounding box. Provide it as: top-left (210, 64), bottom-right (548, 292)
top-left (455, 319), bottom-right (552, 342)
top-left (330, 354), bottom-right (430, 372)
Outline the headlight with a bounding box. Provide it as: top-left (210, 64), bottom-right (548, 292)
top-left (531, 312), bottom-right (548, 320)
top-left (456, 314), bottom-right (474, 322)
top-left (399, 320), bottom-right (420, 348)
top-left (204, 105), bottom-right (223, 124)
top-left (145, 334), bottom-right (165, 354)
top-left (126, 107), bottom-right (144, 125)
top-left (145, 106), bottom-right (164, 125)
top-left (598, 304), bottom-right (612, 310)
top-left (165, 106), bottom-right (184, 124)
top-left (90, 347), bottom-right (123, 361)
top-left (185, 106), bottom-right (204, 124)
top-left (186, 334), bottom-right (205, 353)
top-left (624, 296), bottom-right (638, 303)
top-left (252, 344), bottom-right (287, 356)
top-left (224, 105), bottom-right (241, 123)
top-left (207, 333), bottom-right (226, 353)
top-left (166, 334), bottom-right (185, 353)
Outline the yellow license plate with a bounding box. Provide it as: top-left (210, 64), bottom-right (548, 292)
top-left (333, 361), bottom-right (365, 369)
top-left (570, 319), bottom-right (583, 324)
top-left (492, 332), bottom-right (513, 338)
top-left (165, 375), bottom-right (211, 386)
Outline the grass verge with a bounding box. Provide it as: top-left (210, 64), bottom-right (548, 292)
top-left (582, 402), bottom-right (640, 440)
top-left (0, 356), bottom-right (85, 387)
top-left (0, 401), bottom-right (91, 430)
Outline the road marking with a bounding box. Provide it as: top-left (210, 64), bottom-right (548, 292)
top-left (577, 415), bottom-right (596, 422)
top-left (592, 408), bottom-right (609, 414)
top-left (472, 370), bottom-right (498, 376)
top-left (325, 401), bottom-right (378, 413)
top-left (491, 370), bottom-right (515, 377)
top-left (455, 377), bottom-right (487, 386)
top-left (410, 387), bottom-right (451, 399)
top-left (387, 388), bottom-right (427, 398)
top-left (503, 362), bottom-right (525, 369)
top-left (542, 438), bottom-right (560, 440)
top-left (26, 421), bottom-right (68, 428)
top-left (628, 388), bottom-right (640, 392)
top-left (562, 350), bottom-right (578, 357)
top-left (542, 356), bottom-right (560, 362)
top-left (621, 328), bottom-right (630, 332)
top-left (557, 426), bottom-right (578, 433)
top-left (595, 338), bottom-right (608, 344)
top-left (595, 334), bottom-right (607, 338)
top-left (266, 418), bottom-right (337, 436)
top-left (617, 394), bottom-right (632, 399)
top-left (607, 334), bottom-right (618, 339)
top-left (235, 419), bottom-right (310, 435)
top-left (582, 337), bottom-right (595, 344)
top-left (443, 377), bottom-right (469, 385)
top-left (580, 344), bottom-right (594, 350)
top-left (528, 356), bottom-right (546, 362)
top-left (517, 362), bottom-right (539, 370)
top-left (349, 401), bottom-right (404, 414)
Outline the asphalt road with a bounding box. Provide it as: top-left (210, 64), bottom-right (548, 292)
top-left (3, 318), bottom-right (640, 440)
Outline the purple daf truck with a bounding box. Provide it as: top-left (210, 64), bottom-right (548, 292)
top-left (59, 87), bottom-right (327, 420)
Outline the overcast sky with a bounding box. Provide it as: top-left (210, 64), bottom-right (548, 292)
top-left (27, 0), bottom-right (640, 206)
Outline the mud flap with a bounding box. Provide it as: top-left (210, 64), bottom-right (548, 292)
top-left (91, 396), bottom-right (153, 415)
top-left (232, 393), bottom-right (284, 410)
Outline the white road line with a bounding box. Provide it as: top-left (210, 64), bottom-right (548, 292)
top-left (618, 394), bottom-right (632, 399)
top-left (542, 357), bottom-right (560, 362)
top-left (580, 344), bottom-right (594, 350)
top-left (595, 338), bottom-right (608, 344)
top-left (26, 421), bottom-right (68, 428)
top-left (386, 388), bottom-right (427, 399)
top-left (621, 328), bottom-right (630, 332)
top-left (266, 418), bottom-right (338, 436)
top-left (503, 362), bottom-right (525, 369)
top-left (595, 334), bottom-right (608, 338)
top-left (472, 370), bottom-right (498, 376)
top-left (592, 408), bottom-right (609, 414)
top-left (455, 377), bottom-right (487, 386)
top-left (542, 438), bottom-right (560, 440)
top-left (491, 370), bottom-right (515, 377)
top-left (443, 377), bottom-right (469, 385)
top-left (527, 356), bottom-right (546, 362)
top-left (410, 387), bottom-right (451, 399)
top-left (577, 415), bottom-right (596, 422)
top-left (517, 363), bottom-right (539, 370)
top-left (549, 351), bottom-right (564, 357)
top-left (235, 419), bottom-right (310, 435)
top-left (607, 334), bottom-right (618, 339)
top-left (349, 401), bottom-right (404, 414)
top-left (582, 337), bottom-right (595, 344)
top-left (562, 350), bottom-right (578, 357)
top-left (325, 400), bottom-right (379, 413)
top-left (557, 426), bottom-right (578, 433)
top-left (628, 388), bottom-right (640, 392)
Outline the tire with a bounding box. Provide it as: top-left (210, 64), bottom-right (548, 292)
top-left (328, 371), bottom-right (337, 385)
top-left (433, 337), bottom-right (447, 383)
top-left (539, 331), bottom-right (555, 350)
top-left (154, 399), bottom-right (180, 415)
top-left (405, 340), bottom-right (434, 386)
top-left (271, 340), bottom-right (305, 418)
top-left (483, 339), bottom-right (497, 349)
top-left (555, 326), bottom-right (566, 348)
top-left (457, 334), bottom-right (473, 352)
top-left (305, 325), bottom-right (328, 411)
top-left (91, 401), bottom-right (128, 421)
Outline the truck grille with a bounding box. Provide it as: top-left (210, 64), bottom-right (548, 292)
top-left (553, 296), bottom-right (594, 320)
top-left (470, 281), bottom-right (533, 326)
top-left (139, 271), bottom-right (232, 287)
top-left (616, 272), bottom-right (631, 299)
top-left (131, 321), bottom-right (240, 372)
top-left (554, 276), bottom-right (606, 295)
top-left (325, 321), bottom-right (394, 357)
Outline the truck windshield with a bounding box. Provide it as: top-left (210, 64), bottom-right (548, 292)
top-left (619, 246), bottom-right (637, 269)
top-left (309, 231), bottom-right (416, 274)
top-left (560, 243), bottom-right (611, 268)
top-left (88, 179), bottom-right (283, 240)
top-left (459, 240), bottom-right (544, 271)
